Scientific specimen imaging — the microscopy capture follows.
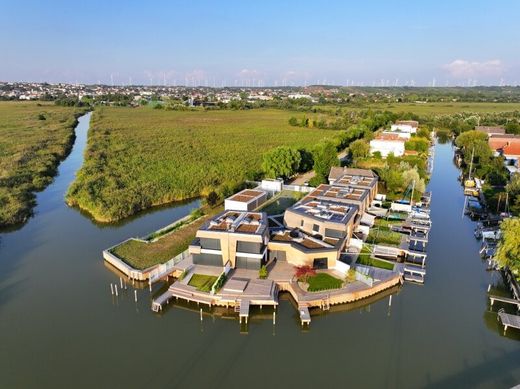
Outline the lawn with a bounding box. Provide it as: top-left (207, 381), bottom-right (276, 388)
top-left (367, 229), bottom-right (403, 246)
top-left (373, 218), bottom-right (397, 231)
top-left (188, 274), bottom-right (218, 292)
top-left (110, 206), bottom-right (222, 269)
top-left (357, 250), bottom-right (395, 271)
top-left (66, 107), bottom-right (340, 222)
top-left (0, 101), bottom-right (86, 227)
top-left (307, 273), bottom-right (343, 292)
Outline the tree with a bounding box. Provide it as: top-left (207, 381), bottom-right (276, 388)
top-left (261, 146), bottom-right (301, 179)
top-left (505, 122), bottom-right (520, 135)
top-left (349, 139), bottom-right (370, 160)
top-left (288, 117), bottom-right (298, 126)
top-left (312, 141), bottom-right (339, 183)
top-left (402, 167), bottom-right (426, 195)
top-left (507, 174), bottom-right (520, 215)
top-left (206, 191), bottom-right (219, 207)
top-left (297, 148), bottom-right (314, 172)
top-left (495, 217), bottom-right (520, 279)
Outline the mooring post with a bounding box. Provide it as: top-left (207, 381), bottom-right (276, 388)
top-left (110, 283), bottom-right (114, 295)
top-left (120, 277), bottom-right (123, 289)
top-left (273, 311), bottom-right (276, 325)
top-left (115, 284), bottom-right (118, 297)
top-left (149, 281), bottom-right (152, 292)
top-left (389, 295), bottom-right (392, 307)
top-left (200, 308), bottom-right (203, 321)
top-left (134, 290), bottom-right (138, 303)
top-left (487, 284), bottom-right (491, 292)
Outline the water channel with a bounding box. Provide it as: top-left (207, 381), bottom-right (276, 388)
top-left (1, 113), bottom-right (519, 388)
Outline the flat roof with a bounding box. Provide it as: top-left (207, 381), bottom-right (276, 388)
top-left (226, 189), bottom-right (266, 204)
top-left (289, 198), bottom-right (358, 225)
top-left (270, 229), bottom-right (335, 250)
top-left (332, 173), bottom-right (378, 189)
top-left (309, 184), bottom-right (369, 203)
top-left (204, 211), bottom-right (267, 235)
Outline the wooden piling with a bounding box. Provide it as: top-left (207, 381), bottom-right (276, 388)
top-left (110, 283), bottom-right (114, 295)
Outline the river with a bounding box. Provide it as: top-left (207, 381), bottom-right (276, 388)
top-left (0, 113), bottom-right (519, 388)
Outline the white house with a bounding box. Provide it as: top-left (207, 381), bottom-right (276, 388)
top-left (382, 130), bottom-right (411, 140)
top-left (390, 120), bottom-right (418, 134)
top-left (370, 134), bottom-right (405, 157)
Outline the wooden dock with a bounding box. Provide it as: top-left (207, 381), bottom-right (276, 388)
top-left (498, 309), bottom-right (520, 333)
top-left (238, 299), bottom-right (250, 324)
top-left (489, 295), bottom-right (520, 310)
top-left (299, 305), bottom-right (311, 326)
top-left (151, 290), bottom-right (175, 312)
top-left (403, 266), bottom-right (426, 284)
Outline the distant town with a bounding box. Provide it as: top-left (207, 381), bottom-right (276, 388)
top-left (3, 81), bottom-right (520, 106)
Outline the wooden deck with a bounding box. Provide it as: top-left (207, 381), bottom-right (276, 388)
top-left (299, 305), bottom-right (311, 326)
top-left (238, 299), bottom-right (250, 324)
top-left (498, 309), bottom-right (520, 332)
top-left (489, 295), bottom-right (520, 310)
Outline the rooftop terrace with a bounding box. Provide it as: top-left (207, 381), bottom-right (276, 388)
top-left (310, 184), bottom-right (369, 203)
top-left (227, 189), bottom-right (266, 204)
top-left (289, 198), bottom-right (358, 225)
top-left (204, 211), bottom-right (267, 234)
top-left (271, 229), bottom-right (336, 250)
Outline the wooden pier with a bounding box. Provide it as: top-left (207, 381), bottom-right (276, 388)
top-left (299, 305), bottom-right (311, 326)
top-left (238, 299), bottom-right (250, 324)
top-left (488, 295), bottom-right (520, 310)
top-left (403, 266), bottom-right (426, 284)
top-left (497, 309), bottom-right (520, 333)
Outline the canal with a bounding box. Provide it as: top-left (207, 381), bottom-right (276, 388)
top-left (0, 113), bottom-right (519, 388)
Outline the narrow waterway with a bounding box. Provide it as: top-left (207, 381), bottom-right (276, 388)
top-left (0, 115), bottom-right (519, 388)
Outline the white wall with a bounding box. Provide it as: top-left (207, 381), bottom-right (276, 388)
top-left (369, 139), bottom-right (405, 157)
top-left (391, 124), bottom-right (417, 133)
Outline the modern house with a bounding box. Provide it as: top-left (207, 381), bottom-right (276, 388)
top-left (189, 167), bottom-right (380, 271)
top-left (269, 198), bottom-right (359, 269)
top-left (224, 188), bottom-right (267, 211)
top-left (390, 120), bottom-right (418, 134)
top-left (327, 167), bottom-right (379, 202)
top-left (307, 184), bottom-right (371, 214)
top-left (190, 211), bottom-right (269, 269)
top-left (369, 133), bottom-right (405, 157)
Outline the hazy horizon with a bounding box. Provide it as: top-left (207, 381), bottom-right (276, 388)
top-left (2, 0), bottom-right (520, 87)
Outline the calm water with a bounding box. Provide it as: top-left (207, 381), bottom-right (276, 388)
top-left (1, 114), bottom-right (519, 388)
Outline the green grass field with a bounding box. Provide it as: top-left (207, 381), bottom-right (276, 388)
top-left (110, 205), bottom-right (222, 269)
top-left (66, 107), bottom-right (340, 222)
top-left (0, 101), bottom-right (86, 227)
top-left (357, 247), bottom-right (395, 271)
top-left (307, 273), bottom-right (343, 292)
top-left (188, 274), bottom-right (218, 292)
top-left (321, 102), bottom-right (520, 115)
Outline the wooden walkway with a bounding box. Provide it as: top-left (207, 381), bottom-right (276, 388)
top-left (299, 305), bottom-right (311, 326)
top-left (489, 295), bottom-right (520, 310)
top-left (238, 299), bottom-right (250, 324)
top-left (498, 309), bottom-right (520, 332)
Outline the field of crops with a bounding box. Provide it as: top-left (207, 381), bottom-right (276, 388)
top-left (0, 102), bottom-right (85, 227)
top-left (66, 107), bottom-right (340, 222)
top-left (339, 102), bottom-right (520, 115)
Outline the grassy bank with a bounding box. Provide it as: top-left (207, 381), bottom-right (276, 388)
top-left (0, 102), bottom-right (87, 227)
top-left (66, 107), bottom-right (340, 222)
top-left (110, 205), bottom-right (222, 269)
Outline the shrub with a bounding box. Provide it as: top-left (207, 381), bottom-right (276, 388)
top-left (259, 265), bottom-right (268, 279)
top-left (294, 265), bottom-right (316, 282)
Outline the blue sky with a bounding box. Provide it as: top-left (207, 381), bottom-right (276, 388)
top-left (2, 0), bottom-right (519, 86)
